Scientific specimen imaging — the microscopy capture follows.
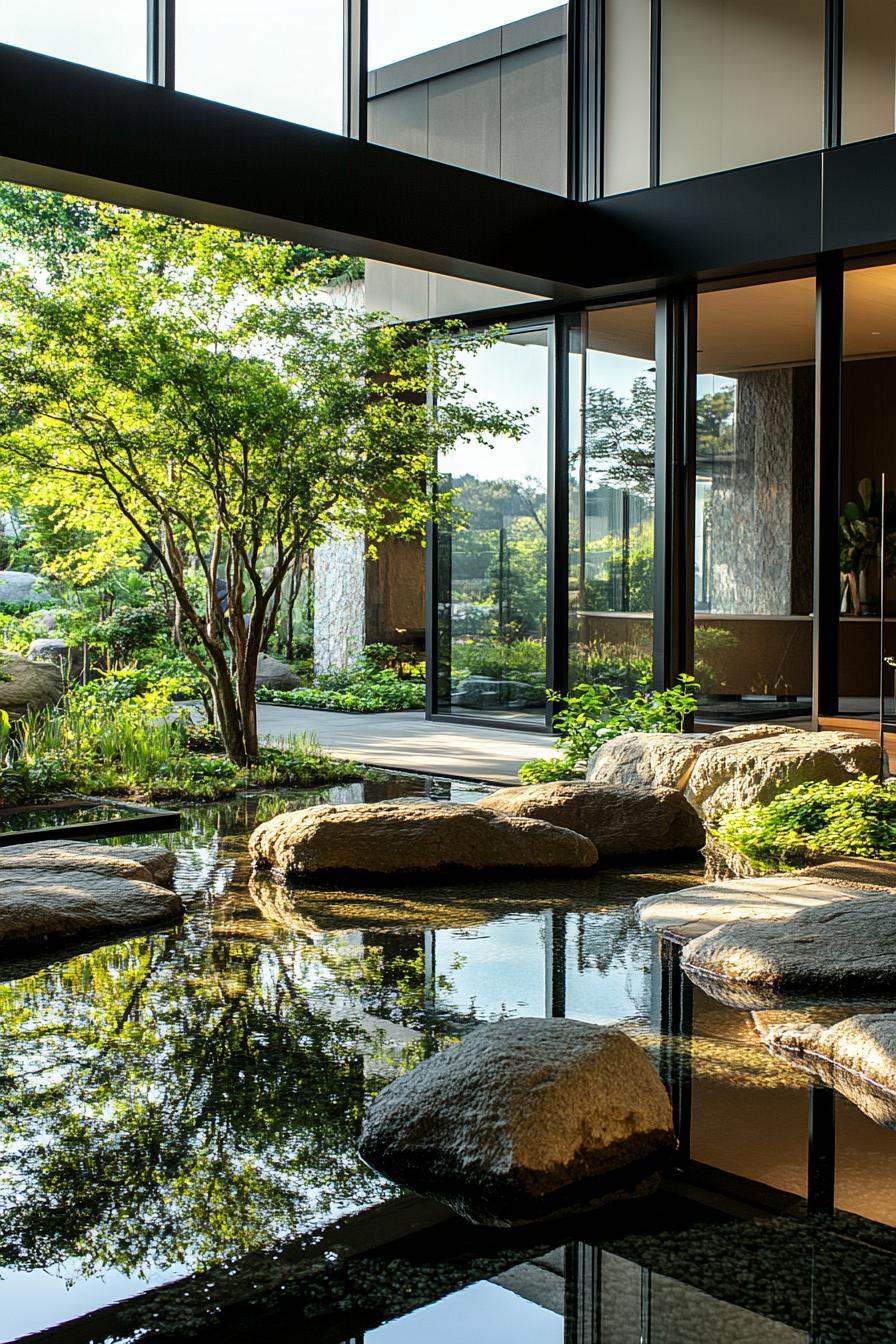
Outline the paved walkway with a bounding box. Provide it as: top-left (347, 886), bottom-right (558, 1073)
top-left (256, 705), bottom-right (560, 785)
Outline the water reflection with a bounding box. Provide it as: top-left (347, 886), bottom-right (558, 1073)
top-left (0, 774), bottom-right (703, 1339)
top-left (3, 773), bottom-right (896, 1341)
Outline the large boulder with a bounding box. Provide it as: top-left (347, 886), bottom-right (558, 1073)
top-left (255, 653), bottom-right (302, 691)
top-left (250, 801), bottom-right (597, 879)
top-left (685, 729), bottom-right (881, 822)
top-left (764, 1013), bottom-right (896, 1127)
top-left (0, 651), bottom-right (64, 718)
top-left (0, 841), bottom-right (176, 889)
top-left (682, 891), bottom-right (896, 995)
top-left (475, 781), bottom-right (704, 856)
top-left (358, 1017), bottom-right (675, 1224)
top-left (586, 723), bottom-right (796, 794)
top-left (0, 867), bottom-right (182, 954)
top-left (27, 638), bottom-right (85, 680)
top-left (0, 571), bottom-right (58, 607)
top-left (586, 732), bottom-right (707, 792)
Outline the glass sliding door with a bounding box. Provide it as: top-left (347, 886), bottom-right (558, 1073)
top-left (568, 304), bottom-right (657, 693)
top-left (436, 327), bottom-right (551, 724)
top-left (695, 277), bottom-right (816, 722)
top-left (838, 262), bottom-right (896, 722)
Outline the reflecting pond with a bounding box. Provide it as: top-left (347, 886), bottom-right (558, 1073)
top-left (1, 772), bottom-right (896, 1342)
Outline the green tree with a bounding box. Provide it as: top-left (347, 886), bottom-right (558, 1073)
top-left (582, 373), bottom-right (656, 496)
top-left (0, 206), bottom-right (522, 764)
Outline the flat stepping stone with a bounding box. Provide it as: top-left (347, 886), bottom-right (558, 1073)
top-left (474, 781), bottom-right (704, 856)
top-left (0, 841), bottom-right (176, 889)
top-left (250, 800), bottom-right (597, 881)
top-left (681, 891), bottom-right (896, 997)
top-left (359, 1017), bottom-right (675, 1225)
top-left (762, 1013), bottom-right (896, 1128)
top-left (636, 874), bottom-right (862, 943)
top-left (0, 869), bottom-right (182, 954)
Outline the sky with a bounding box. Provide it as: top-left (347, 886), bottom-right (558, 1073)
top-left (0, 0), bottom-right (557, 131)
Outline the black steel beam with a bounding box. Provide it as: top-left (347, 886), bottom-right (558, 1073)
top-left (0, 43), bottom-right (592, 300)
top-left (146, 0), bottom-right (175, 89)
top-left (343, 0), bottom-right (368, 141)
top-left (547, 316), bottom-right (572, 714)
top-left (589, 153), bottom-right (823, 295)
top-left (653, 289), bottom-right (695, 692)
top-left (824, 0), bottom-right (843, 150)
top-left (813, 256), bottom-right (843, 722)
top-left (567, 0), bottom-right (601, 202)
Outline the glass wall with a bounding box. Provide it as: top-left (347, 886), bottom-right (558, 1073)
top-left (660, 0), bottom-right (825, 184)
top-left (842, 0), bottom-right (896, 144)
top-left (368, 2), bottom-right (568, 194)
top-left (0, 0), bottom-right (146, 80)
top-left (176, 1), bottom-right (344, 131)
top-left (838, 261), bottom-right (896, 720)
top-left (695, 277), bottom-right (816, 722)
top-left (568, 304), bottom-right (657, 693)
top-left (437, 327), bottom-right (551, 724)
top-left (602, 0), bottom-right (652, 196)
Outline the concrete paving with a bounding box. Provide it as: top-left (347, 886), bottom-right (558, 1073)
top-left (256, 704), bottom-right (560, 786)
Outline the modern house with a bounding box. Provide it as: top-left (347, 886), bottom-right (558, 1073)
top-left (0, 1), bottom-right (894, 738)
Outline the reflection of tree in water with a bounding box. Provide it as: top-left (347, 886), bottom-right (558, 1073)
top-left (0, 919), bottom-right (394, 1280)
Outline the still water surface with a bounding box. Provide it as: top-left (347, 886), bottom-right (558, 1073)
top-left (0, 773), bottom-right (894, 1341)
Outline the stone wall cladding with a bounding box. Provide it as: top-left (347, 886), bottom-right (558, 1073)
top-left (313, 534), bottom-right (366, 675)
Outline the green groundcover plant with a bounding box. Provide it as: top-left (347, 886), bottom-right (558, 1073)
top-left (257, 645), bottom-right (425, 714)
top-left (520, 674), bottom-right (699, 783)
top-left (714, 775), bottom-right (896, 871)
top-left (0, 687), bottom-right (361, 807)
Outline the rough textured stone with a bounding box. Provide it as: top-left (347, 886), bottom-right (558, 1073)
top-left (586, 724), bottom-right (810, 799)
top-left (27, 638), bottom-right (84, 679)
top-left (29, 609), bottom-right (59, 634)
top-left (0, 868), bottom-right (182, 952)
top-left (0, 842), bottom-right (176, 889)
top-left (764, 1014), bottom-right (896, 1127)
top-left (358, 1017), bottom-right (675, 1224)
top-left (682, 891), bottom-right (896, 994)
top-left (685, 729), bottom-right (881, 822)
top-left (586, 733), bottom-right (707, 792)
top-left (0, 570), bottom-right (57, 606)
top-left (0, 651), bottom-right (64, 717)
top-left (254, 652), bottom-right (302, 691)
top-left (250, 800), bottom-right (598, 879)
top-left (702, 834), bottom-right (761, 881)
top-left (313, 533), bottom-right (366, 675)
top-left (475, 781), bottom-right (704, 855)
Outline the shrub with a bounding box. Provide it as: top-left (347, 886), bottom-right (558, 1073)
top-left (0, 692), bottom-right (361, 806)
top-left (714, 776), bottom-right (896, 870)
top-left (519, 674), bottom-right (699, 784)
top-left (258, 656), bottom-right (425, 713)
top-left (452, 637), bottom-right (545, 687)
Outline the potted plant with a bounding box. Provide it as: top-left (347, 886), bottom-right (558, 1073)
top-left (839, 477), bottom-right (896, 615)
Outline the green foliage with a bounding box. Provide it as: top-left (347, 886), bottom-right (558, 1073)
top-left (452, 636), bottom-right (545, 687)
top-left (839, 476), bottom-right (896, 579)
top-left (258, 668), bottom-right (425, 714)
top-left (0, 195), bottom-right (524, 764)
top-left (520, 674), bottom-right (699, 784)
top-left (0, 691), bottom-right (360, 806)
top-left (714, 776), bottom-right (896, 870)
